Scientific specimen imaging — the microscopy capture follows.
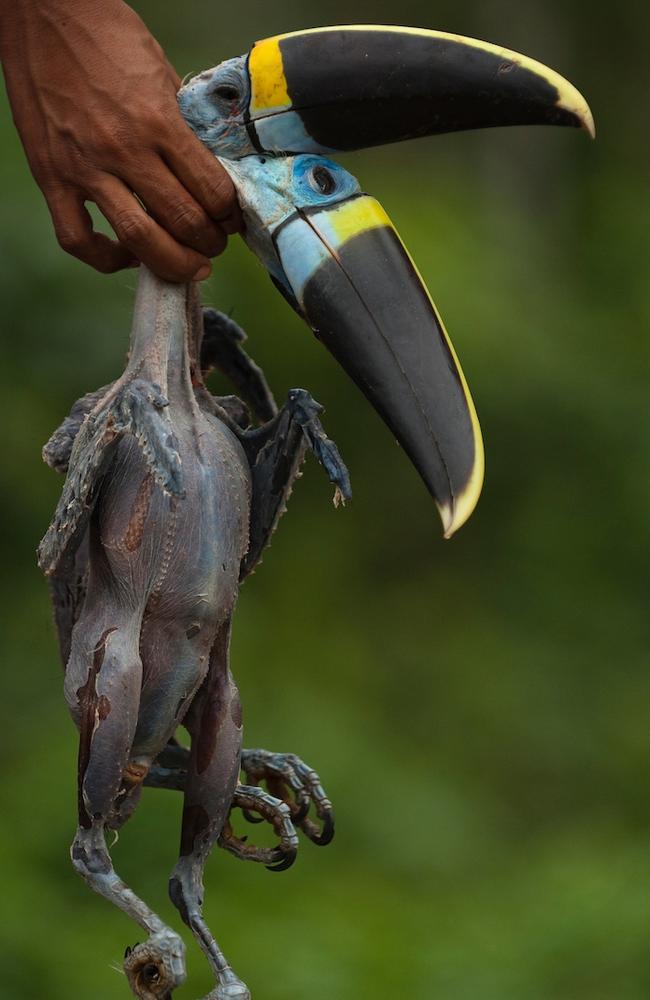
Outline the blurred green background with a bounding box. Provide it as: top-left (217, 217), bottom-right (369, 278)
top-left (1, 2), bottom-right (648, 998)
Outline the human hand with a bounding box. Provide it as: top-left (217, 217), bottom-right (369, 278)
top-left (0, 0), bottom-right (241, 281)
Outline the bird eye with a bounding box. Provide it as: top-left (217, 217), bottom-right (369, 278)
top-left (309, 166), bottom-right (336, 196)
top-left (214, 84), bottom-right (240, 102)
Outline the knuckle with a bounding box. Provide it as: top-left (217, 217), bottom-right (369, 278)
top-left (202, 173), bottom-right (236, 212)
top-left (168, 201), bottom-right (205, 236)
top-left (113, 211), bottom-right (149, 245)
top-left (144, 108), bottom-right (169, 134)
top-left (55, 227), bottom-right (89, 257)
top-left (95, 133), bottom-right (122, 160)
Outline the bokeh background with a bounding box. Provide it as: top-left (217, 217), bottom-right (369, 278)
top-left (1, 2), bottom-right (648, 998)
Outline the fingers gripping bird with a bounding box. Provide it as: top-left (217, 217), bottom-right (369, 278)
top-left (39, 25), bottom-right (593, 1000)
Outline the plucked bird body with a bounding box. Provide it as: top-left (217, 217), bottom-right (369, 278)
top-left (39, 24), bottom-right (593, 999)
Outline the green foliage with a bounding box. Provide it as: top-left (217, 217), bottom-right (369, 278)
top-left (1, 3), bottom-right (648, 998)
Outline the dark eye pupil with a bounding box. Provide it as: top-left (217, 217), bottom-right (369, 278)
top-left (215, 85), bottom-right (239, 101)
top-left (311, 166), bottom-right (335, 195)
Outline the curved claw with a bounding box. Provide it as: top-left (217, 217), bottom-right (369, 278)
top-left (291, 796), bottom-right (311, 824)
top-left (299, 809), bottom-right (335, 846)
top-left (242, 808), bottom-right (264, 825)
top-left (266, 845), bottom-right (298, 873)
top-left (219, 785), bottom-right (299, 871)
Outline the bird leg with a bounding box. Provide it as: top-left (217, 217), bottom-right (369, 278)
top-left (167, 621), bottom-right (250, 1000)
top-left (66, 619), bottom-right (186, 997)
top-left (71, 822), bottom-right (186, 1000)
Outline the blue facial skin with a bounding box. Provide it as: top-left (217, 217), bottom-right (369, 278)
top-left (178, 61), bottom-right (361, 297)
top-left (178, 56), bottom-right (335, 158)
top-left (178, 56), bottom-right (254, 159)
top-left (220, 154), bottom-right (361, 292)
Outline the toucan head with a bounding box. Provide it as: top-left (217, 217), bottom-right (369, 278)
top-left (178, 25), bottom-right (594, 159)
top-left (178, 25), bottom-right (593, 536)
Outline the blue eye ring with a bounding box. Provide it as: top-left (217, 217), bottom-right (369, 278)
top-left (292, 155), bottom-right (360, 207)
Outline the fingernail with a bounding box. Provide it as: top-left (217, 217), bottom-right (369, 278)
top-left (192, 264), bottom-right (211, 282)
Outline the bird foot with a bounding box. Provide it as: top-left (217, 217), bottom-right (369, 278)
top-left (240, 748), bottom-right (335, 846)
top-left (219, 784), bottom-right (299, 871)
top-left (123, 930), bottom-right (186, 999)
top-left (219, 748), bottom-right (335, 869)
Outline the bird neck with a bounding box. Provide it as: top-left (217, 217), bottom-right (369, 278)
top-left (127, 267), bottom-right (205, 410)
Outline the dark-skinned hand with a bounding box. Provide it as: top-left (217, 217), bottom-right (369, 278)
top-left (0, 0), bottom-right (241, 281)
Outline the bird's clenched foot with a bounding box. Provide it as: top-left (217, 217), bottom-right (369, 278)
top-left (219, 784), bottom-right (299, 871)
top-left (123, 930), bottom-right (186, 999)
top-left (286, 388), bottom-right (352, 504)
top-left (240, 748), bottom-right (335, 846)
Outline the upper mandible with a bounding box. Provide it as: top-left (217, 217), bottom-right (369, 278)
top-left (178, 25), bottom-right (593, 161)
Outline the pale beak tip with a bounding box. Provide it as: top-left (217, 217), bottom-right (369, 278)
top-left (438, 502), bottom-right (457, 540)
top-left (570, 96), bottom-right (595, 139)
top-left (581, 106), bottom-right (596, 140)
top-left (557, 82), bottom-right (595, 139)
top-left (438, 467), bottom-right (485, 539)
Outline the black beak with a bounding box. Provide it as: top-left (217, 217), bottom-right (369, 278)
top-left (272, 193), bottom-right (484, 537)
top-left (246, 25), bottom-right (594, 154)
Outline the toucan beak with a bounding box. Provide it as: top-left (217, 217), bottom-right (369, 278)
top-left (272, 193), bottom-right (484, 537)
top-left (245, 25), bottom-right (595, 154)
